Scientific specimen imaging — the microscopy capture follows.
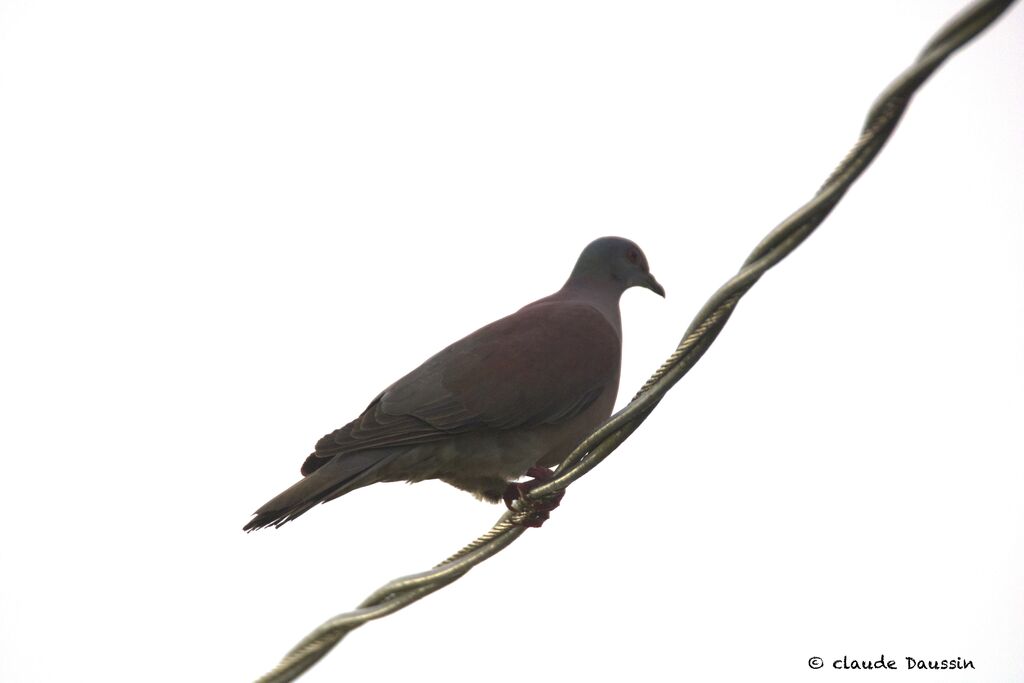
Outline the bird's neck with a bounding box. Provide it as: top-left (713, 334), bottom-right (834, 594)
top-left (554, 278), bottom-right (623, 337)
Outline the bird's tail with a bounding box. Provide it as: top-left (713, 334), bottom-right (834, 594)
top-left (243, 450), bottom-right (395, 531)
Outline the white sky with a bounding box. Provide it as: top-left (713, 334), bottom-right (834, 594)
top-left (1, 1), bottom-right (1022, 682)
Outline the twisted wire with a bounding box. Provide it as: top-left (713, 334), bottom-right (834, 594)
top-left (254, 2), bottom-right (1017, 680)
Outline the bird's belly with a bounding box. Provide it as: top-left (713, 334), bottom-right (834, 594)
top-left (428, 427), bottom-right (561, 482)
top-left (376, 388), bottom-right (617, 500)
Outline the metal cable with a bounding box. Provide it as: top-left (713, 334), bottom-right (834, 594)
top-left (254, 2), bottom-right (1017, 680)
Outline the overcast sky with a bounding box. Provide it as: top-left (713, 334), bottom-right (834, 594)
top-left (1, 1), bottom-right (1022, 682)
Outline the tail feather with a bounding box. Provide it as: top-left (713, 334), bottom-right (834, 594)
top-left (243, 450), bottom-right (395, 531)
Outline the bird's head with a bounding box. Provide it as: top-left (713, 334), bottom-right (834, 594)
top-left (567, 236), bottom-right (665, 298)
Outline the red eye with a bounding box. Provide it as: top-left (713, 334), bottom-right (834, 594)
top-left (627, 249), bottom-right (639, 264)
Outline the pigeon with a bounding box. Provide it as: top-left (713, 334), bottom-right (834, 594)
top-left (243, 236), bottom-right (664, 531)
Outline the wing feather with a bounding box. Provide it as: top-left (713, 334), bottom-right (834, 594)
top-left (304, 301), bottom-right (619, 474)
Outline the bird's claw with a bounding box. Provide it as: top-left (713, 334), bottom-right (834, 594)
top-left (503, 466), bottom-right (565, 528)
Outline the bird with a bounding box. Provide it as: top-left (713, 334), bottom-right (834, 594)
top-left (243, 236), bottom-right (664, 531)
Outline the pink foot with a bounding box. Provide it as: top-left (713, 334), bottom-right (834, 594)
top-left (503, 466), bottom-right (565, 528)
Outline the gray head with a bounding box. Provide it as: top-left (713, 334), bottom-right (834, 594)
top-left (566, 236), bottom-right (665, 298)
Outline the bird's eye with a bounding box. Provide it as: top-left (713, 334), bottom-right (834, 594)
top-left (627, 249), bottom-right (639, 265)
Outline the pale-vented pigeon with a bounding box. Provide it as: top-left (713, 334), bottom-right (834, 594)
top-left (244, 236), bottom-right (663, 531)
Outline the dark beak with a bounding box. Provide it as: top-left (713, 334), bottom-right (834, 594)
top-left (643, 272), bottom-right (666, 297)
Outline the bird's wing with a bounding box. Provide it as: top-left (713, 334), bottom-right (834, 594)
top-left (304, 301), bottom-right (620, 471)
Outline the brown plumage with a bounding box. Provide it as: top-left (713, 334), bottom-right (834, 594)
top-left (244, 236), bottom-right (663, 531)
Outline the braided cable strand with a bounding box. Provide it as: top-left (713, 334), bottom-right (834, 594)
top-left (254, 2), bottom-right (1017, 680)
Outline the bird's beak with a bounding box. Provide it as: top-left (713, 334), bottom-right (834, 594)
top-left (643, 272), bottom-right (666, 297)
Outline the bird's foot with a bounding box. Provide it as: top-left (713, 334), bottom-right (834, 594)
top-left (503, 466), bottom-right (565, 528)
